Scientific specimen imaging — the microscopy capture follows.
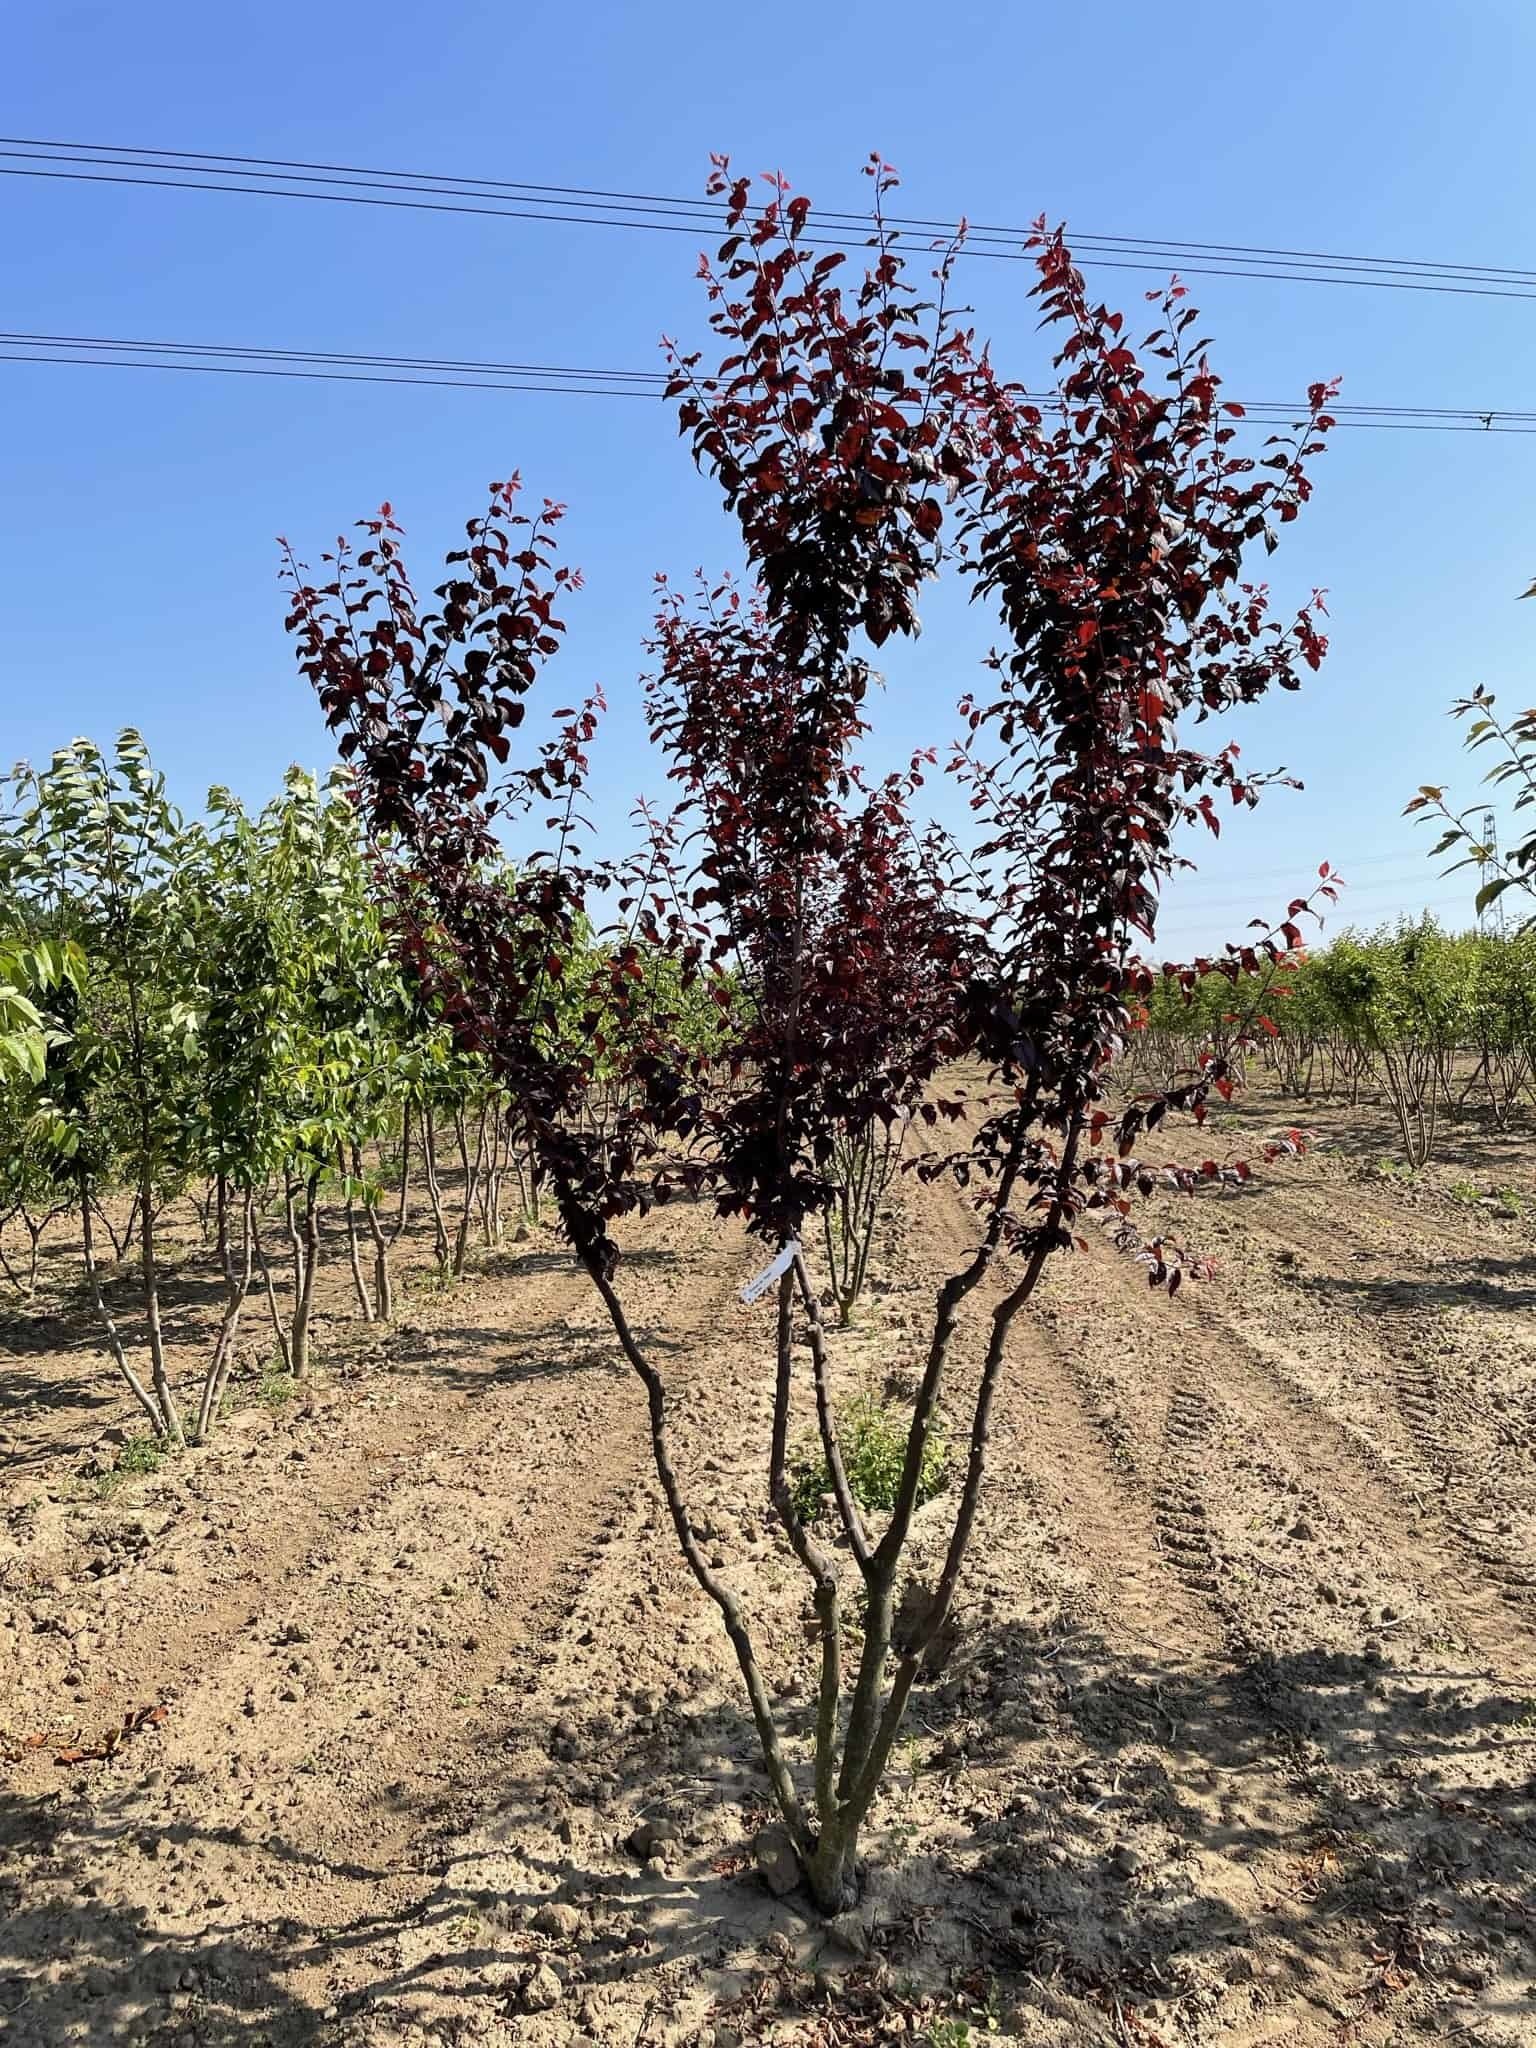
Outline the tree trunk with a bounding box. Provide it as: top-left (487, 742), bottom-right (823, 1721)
top-left (195, 1184), bottom-right (254, 1441)
top-left (422, 1102), bottom-right (449, 1268)
top-left (290, 1171), bottom-right (322, 1378)
top-left (574, 1223), bottom-right (811, 1869)
top-left (0, 1220), bottom-right (24, 1296)
top-left (805, 1816), bottom-right (863, 1916)
top-left (354, 1139), bottom-right (393, 1320)
top-left (94, 1189), bottom-right (139, 1262)
top-left (452, 1104), bottom-right (488, 1277)
top-left (251, 1205), bottom-right (292, 1374)
top-left (388, 1104), bottom-right (412, 1247)
top-left (79, 1178), bottom-right (165, 1440)
top-left (139, 1179), bottom-right (184, 1446)
top-left (0, 1204), bottom-right (61, 1296)
top-left (340, 1144), bottom-right (374, 1320)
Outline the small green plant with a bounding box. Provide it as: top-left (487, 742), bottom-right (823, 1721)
top-left (790, 1393), bottom-right (949, 1525)
top-left (406, 1265), bottom-right (456, 1299)
top-left (1496, 1187), bottom-right (1524, 1219)
top-left (258, 1360), bottom-right (299, 1409)
top-left (927, 1982), bottom-right (1004, 2043)
top-left (96, 1432), bottom-right (168, 1497)
top-left (925, 2021), bottom-right (975, 2048)
top-left (1448, 1180), bottom-right (1481, 1206)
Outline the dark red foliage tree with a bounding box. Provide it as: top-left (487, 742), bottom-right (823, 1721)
top-left (645, 576), bottom-right (973, 1238)
top-left (288, 163), bottom-right (1338, 1916)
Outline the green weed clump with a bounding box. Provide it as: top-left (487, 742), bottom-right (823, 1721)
top-left (790, 1393), bottom-right (949, 1525)
top-left (257, 1360), bottom-right (300, 1409)
top-left (95, 1433), bottom-right (167, 1496)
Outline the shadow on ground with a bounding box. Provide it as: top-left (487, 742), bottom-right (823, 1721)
top-left (1303, 1255), bottom-right (1536, 1316)
top-left (9, 1598), bottom-right (1532, 2044)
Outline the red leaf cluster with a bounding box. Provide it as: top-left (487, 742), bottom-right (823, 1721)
top-left (646, 576), bottom-right (974, 1235)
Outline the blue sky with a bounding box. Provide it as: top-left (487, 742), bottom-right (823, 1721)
top-left (6, 0), bottom-right (1536, 958)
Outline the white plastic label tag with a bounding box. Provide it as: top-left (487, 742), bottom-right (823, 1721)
top-left (739, 1239), bottom-right (800, 1305)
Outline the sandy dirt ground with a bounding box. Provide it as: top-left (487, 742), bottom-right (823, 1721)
top-left (3, 1082), bottom-right (1536, 2047)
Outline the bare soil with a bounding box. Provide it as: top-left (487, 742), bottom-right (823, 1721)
top-left (4, 1084), bottom-right (1536, 2047)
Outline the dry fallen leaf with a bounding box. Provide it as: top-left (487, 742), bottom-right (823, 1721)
top-left (52, 1702), bottom-right (170, 1767)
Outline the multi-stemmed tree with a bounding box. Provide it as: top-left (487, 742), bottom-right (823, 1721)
top-left (287, 163), bottom-right (1337, 1911)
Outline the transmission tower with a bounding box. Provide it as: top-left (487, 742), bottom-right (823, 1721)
top-left (1479, 808), bottom-right (1509, 936)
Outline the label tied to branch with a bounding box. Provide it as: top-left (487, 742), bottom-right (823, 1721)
top-left (739, 1239), bottom-right (800, 1305)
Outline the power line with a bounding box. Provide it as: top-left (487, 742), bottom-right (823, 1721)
top-left (4, 136), bottom-right (1532, 283)
top-left (9, 136), bottom-right (1536, 306)
top-left (0, 330), bottom-right (663, 382)
top-left (0, 330), bottom-right (662, 396)
top-left (19, 135), bottom-right (1532, 279)
top-left (4, 330), bottom-right (1536, 433)
top-left (0, 352), bottom-right (656, 397)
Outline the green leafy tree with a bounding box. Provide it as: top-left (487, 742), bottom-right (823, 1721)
top-left (0, 733), bottom-right (203, 1440)
top-left (1408, 681), bottom-right (1536, 925)
top-left (0, 932), bottom-right (85, 1293)
top-left (216, 766), bottom-right (411, 1371)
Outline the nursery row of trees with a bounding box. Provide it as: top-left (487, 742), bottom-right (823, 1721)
top-left (0, 736), bottom-right (732, 1444)
top-left (1133, 918), bottom-right (1536, 1165)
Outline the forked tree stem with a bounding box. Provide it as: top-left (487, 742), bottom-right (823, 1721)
top-left (574, 1228), bottom-right (811, 1858)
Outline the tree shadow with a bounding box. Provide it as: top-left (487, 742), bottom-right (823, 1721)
top-left (1274, 1095), bottom-right (1536, 1176)
top-left (913, 1614), bottom-right (1536, 2025)
top-left (0, 1790), bottom-right (328, 2047)
top-left (6, 1599), bottom-right (1534, 2042)
top-left (1303, 1255), bottom-right (1536, 1315)
top-left (392, 1330), bottom-right (633, 1392)
top-left (0, 1356), bottom-right (118, 1418)
top-left (0, 1359), bottom-right (126, 1479)
top-left (452, 1609), bottom-right (1536, 2034)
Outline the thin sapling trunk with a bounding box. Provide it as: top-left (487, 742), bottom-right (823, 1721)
top-left (340, 1143), bottom-right (374, 1320)
top-left (138, 1180), bottom-right (184, 1446)
top-left (353, 1141), bottom-right (394, 1320)
top-left (288, 1170), bottom-right (322, 1377)
top-left (194, 1183), bottom-right (255, 1440)
top-left (79, 1176), bottom-right (166, 1441)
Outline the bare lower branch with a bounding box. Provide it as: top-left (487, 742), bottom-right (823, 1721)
top-left (769, 1271), bottom-right (844, 1827)
top-left (790, 1251), bottom-right (873, 1577)
top-left (195, 1187), bottom-right (255, 1441)
top-left (578, 1233), bottom-right (810, 1855)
